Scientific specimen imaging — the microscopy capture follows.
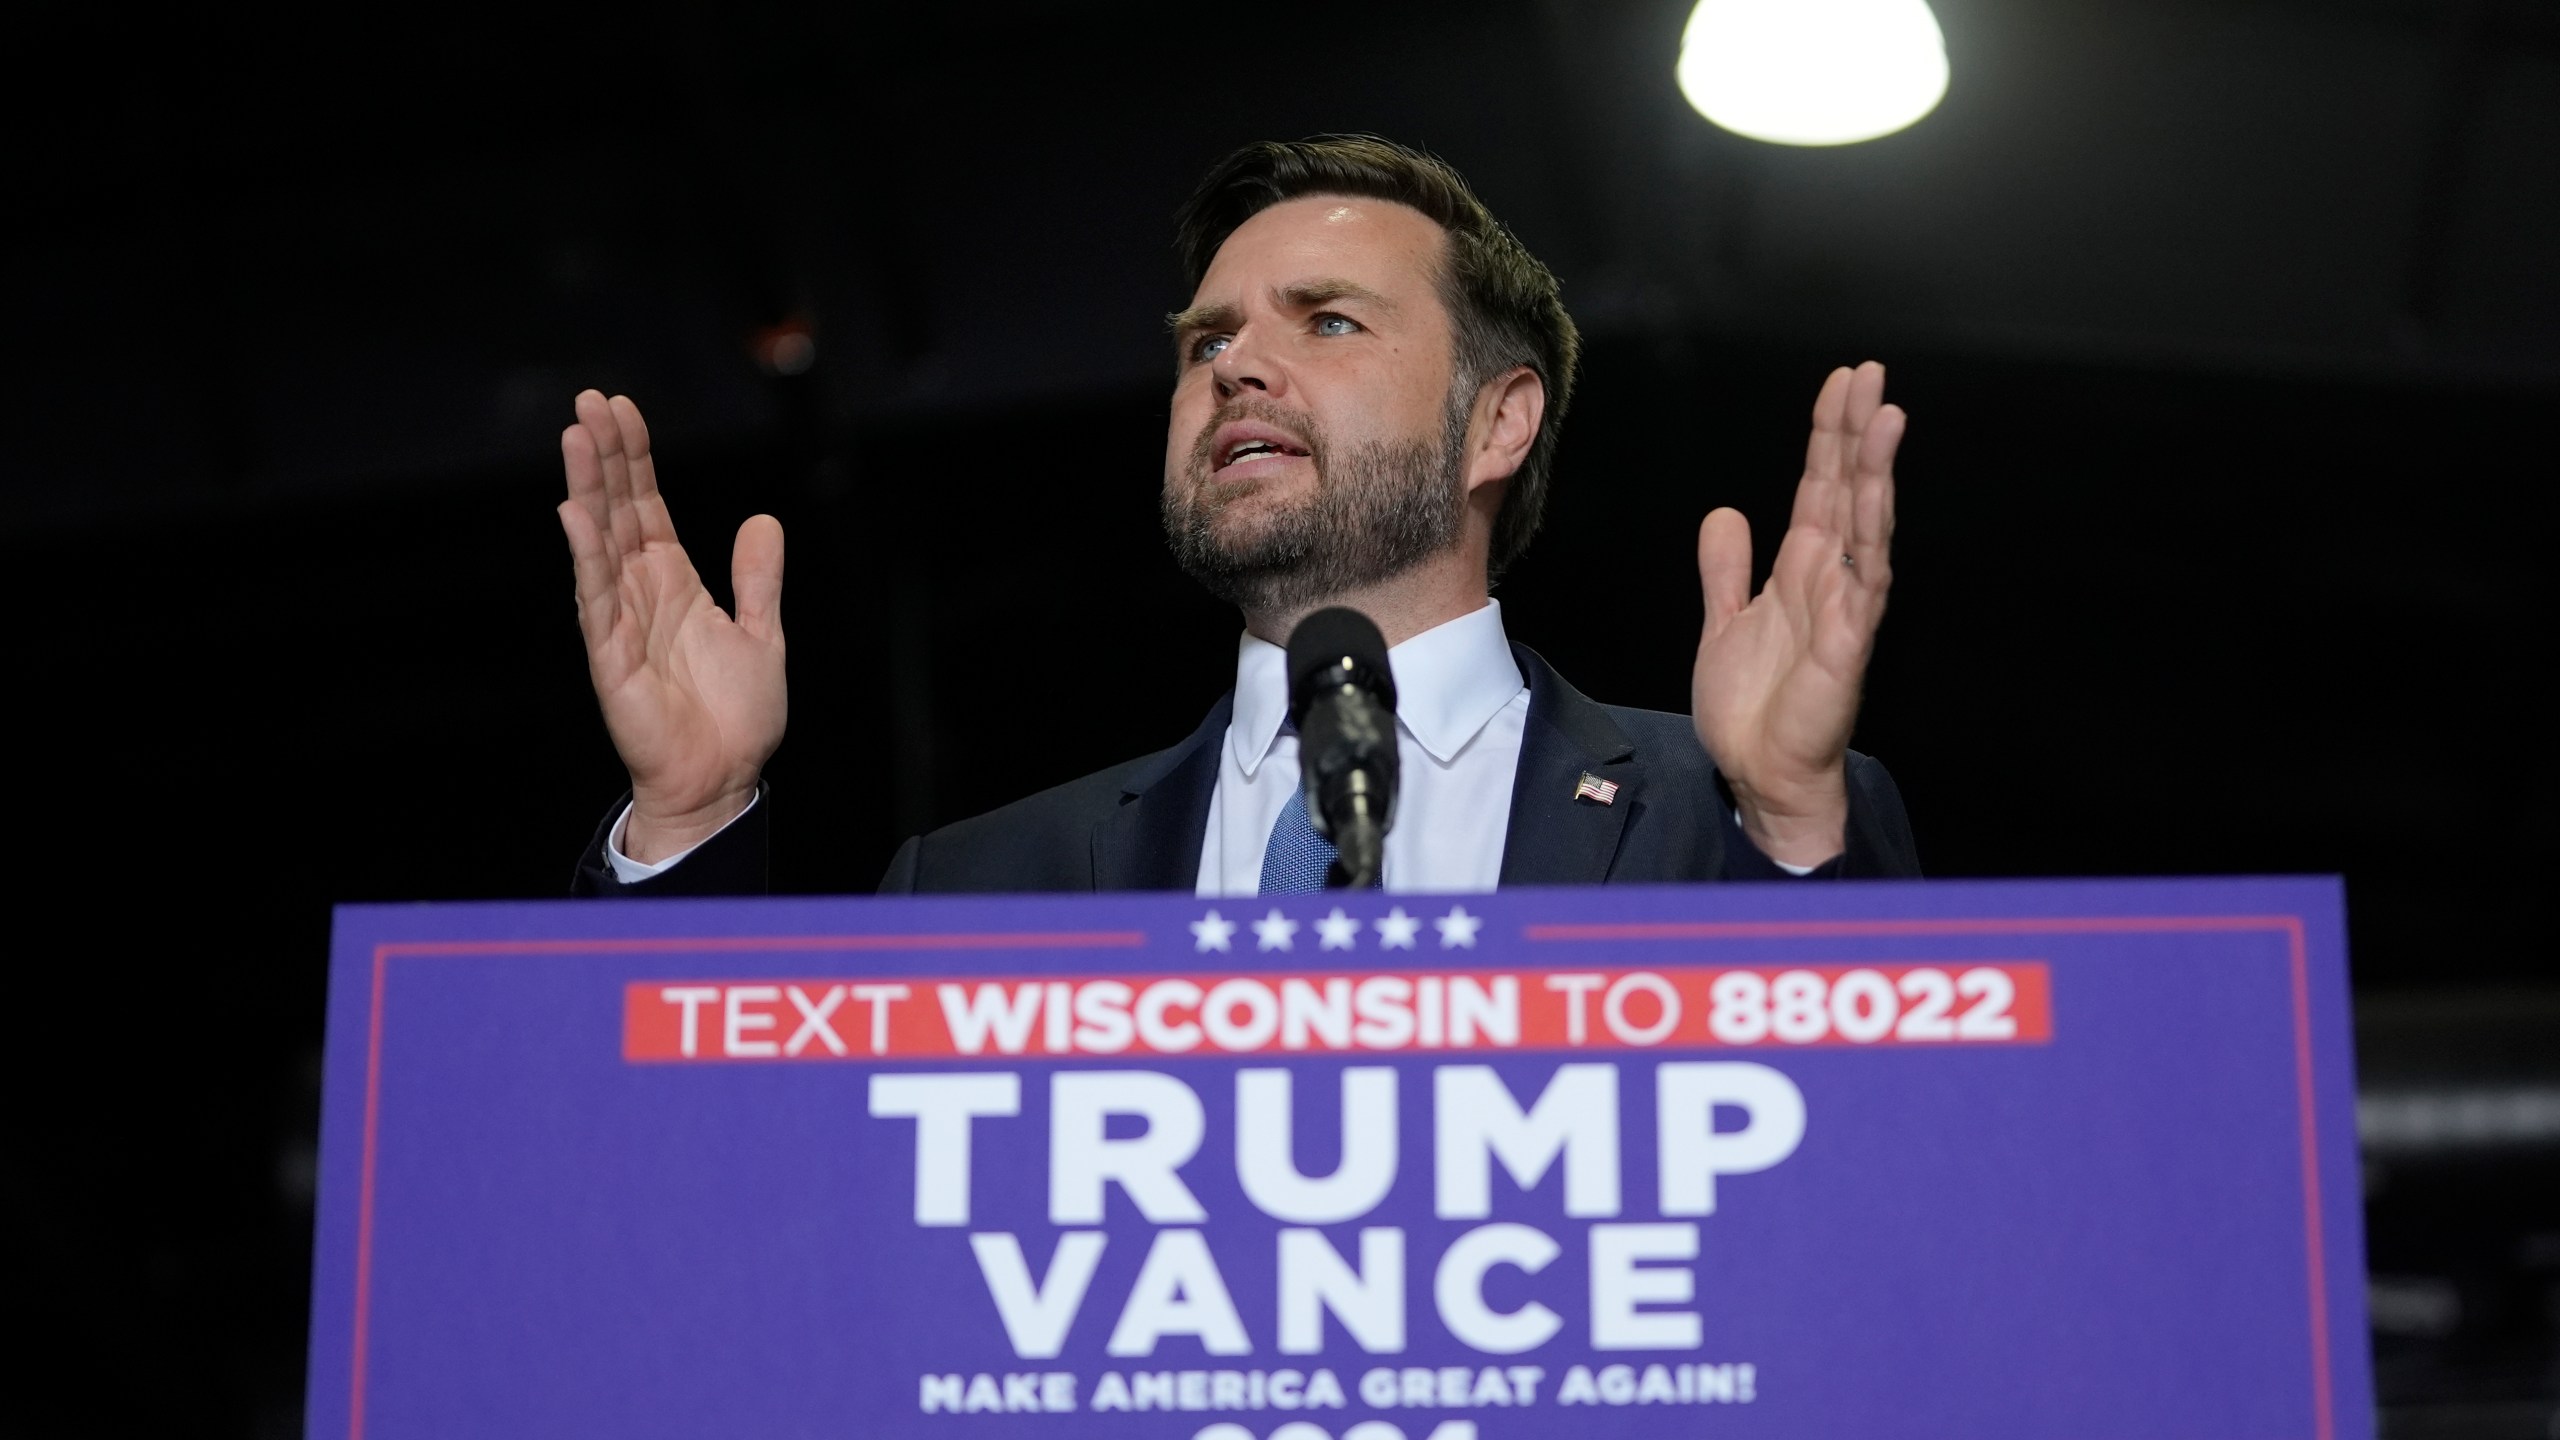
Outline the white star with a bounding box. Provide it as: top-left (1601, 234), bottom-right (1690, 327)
top-left (1190, 909), bottom-right (1237, 953)
top-left (1251, 908), bottom-right (1300, 952)
top-left (1315, 907), bottom-right (1362, 951)
top-left (1374, 906), bottom-right (1422, 950)
top-left (1435, 905), bottom-right (1484, 949)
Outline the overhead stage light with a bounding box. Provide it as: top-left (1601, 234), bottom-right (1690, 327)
top-left (1675, 0), bottom-right (1950, 147)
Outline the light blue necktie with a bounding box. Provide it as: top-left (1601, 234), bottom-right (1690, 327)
top-left (1260, 789), bottom-right (1369, 894)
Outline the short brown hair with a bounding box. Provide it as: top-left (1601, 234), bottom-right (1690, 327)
top-left (1173, 135), bottom-right (1580, 579)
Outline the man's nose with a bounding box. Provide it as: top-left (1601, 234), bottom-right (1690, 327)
top-left (1211, 328), bottom-right (1279, 399)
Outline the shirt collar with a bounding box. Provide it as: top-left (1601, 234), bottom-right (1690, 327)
top-left (1229, 599), bottom-right (1524, 776)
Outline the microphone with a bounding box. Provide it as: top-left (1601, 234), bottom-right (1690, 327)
top-left (1285, 607), bottom-right (1400, 889)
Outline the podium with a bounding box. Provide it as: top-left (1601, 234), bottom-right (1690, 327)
top-left (307, 878), bottom-right (2371, 1438)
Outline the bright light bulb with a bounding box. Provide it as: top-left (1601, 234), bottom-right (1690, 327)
top-left (1676, 0), bottom-right (1950, 147)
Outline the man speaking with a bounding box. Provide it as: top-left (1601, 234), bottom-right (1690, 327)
top-left (557, 136), bottom-right (1918, 897)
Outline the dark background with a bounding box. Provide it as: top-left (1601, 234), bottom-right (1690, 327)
top-left (11, 0), bottom-right (2555, 1434)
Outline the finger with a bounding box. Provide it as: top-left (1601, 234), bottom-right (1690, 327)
top-left (1841, 361), bottom-right (1886, 437)
top-left (1834, 362), bottom-right (1887, 538)
top-left (610, 394), bottom-right (679, 547)
top-left (559, 423), bottom-right (619, 589)
top-left (557, 498), bottom-right (621, 652)
top-left (576, 388), bottom-right (643, 558)
top-left (1790, 366), bottom-right (1854, 534)
top-left (732, 513), bottom-right (786, 642)
top-left (1698, 508), bottom-right (1752, 640)
top-left (1849, 402), bottom-right (1903, 584)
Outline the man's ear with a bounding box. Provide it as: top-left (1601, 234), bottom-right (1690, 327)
top-left (1464, 366), bottom-right (1546, 497)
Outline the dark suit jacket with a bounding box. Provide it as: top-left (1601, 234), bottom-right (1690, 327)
top-left (572, 645), bottom-right (1919, 897)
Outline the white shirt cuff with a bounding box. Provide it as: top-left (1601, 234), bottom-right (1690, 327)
top-left (1734, 809), bottom-right (1820, 877)
top-left (605, 792), bottom-right (759, 884)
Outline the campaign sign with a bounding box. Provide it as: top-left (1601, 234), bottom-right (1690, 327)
top-left (308, 877), bottom-right (2370, 1440)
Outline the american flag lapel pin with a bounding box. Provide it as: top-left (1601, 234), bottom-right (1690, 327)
top-left (1573, 771), bottom-right (1619, 805)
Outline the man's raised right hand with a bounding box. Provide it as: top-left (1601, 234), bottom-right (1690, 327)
top-left (557, 390), bottom-right (786, 864)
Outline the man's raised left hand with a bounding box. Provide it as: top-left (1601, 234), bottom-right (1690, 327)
top-left (1691, 361), bottom-right (1903, 868)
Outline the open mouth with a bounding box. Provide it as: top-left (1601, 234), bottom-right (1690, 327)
top-left (1219, 440), bottom-right (1308, 469)
top-left (1208, 420), bottom-right (1314, 477)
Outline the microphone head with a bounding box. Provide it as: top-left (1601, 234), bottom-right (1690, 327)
top-left (1285, 607), bottom-right (1397, 726)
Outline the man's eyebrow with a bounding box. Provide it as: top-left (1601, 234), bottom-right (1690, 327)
top-left (1166, 301), bottom-right (1241, 338)
top-left (1279, 279), bottom-right (1397, 313)
top-left (1164, 280), bottom-right (1400, 339)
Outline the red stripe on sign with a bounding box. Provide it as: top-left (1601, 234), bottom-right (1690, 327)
top-left (619, 962), bottom-right (2051, 1062)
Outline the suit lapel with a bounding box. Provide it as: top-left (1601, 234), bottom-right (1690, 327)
top-left (1091, 693), bottom-right (1231, 891)
top-left (1093, 650), bottom-right (1644, 891)
top-left (1498, 645), bottom-right (1643, 886)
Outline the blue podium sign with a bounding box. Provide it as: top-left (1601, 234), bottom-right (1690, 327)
top-left (308, 878), bottom-right (2370, 1439)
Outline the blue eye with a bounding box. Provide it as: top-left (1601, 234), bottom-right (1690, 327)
top-left (1194, 335), bottom-right (1231, 361)
top-left (1315, 314), bottom-right (1360, 336)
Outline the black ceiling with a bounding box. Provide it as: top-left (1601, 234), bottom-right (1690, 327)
top-left (10, 0), bottom-right (2556, 531)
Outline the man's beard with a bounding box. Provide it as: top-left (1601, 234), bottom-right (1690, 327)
top-left (1161, 391), bottom-right (1470, 615)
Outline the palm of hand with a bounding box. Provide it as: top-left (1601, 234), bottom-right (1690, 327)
top-left (589, 538), bottom-right (787, 817)
top-left (1692, 363), bottom-right (1901, 837)
top-left (558, 391), bottom-right (788, 834)
top-left (1693, 523), bottom-right (1881, 791)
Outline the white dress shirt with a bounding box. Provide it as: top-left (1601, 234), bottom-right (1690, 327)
top-left (1197, 599), bottom-right (1529, 897)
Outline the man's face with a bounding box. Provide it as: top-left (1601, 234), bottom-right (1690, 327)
top-left (1161, 195), bottom-right (1470, 613)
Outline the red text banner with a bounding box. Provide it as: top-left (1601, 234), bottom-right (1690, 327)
top-left (622, 961), bottom-right (2052, 1062)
